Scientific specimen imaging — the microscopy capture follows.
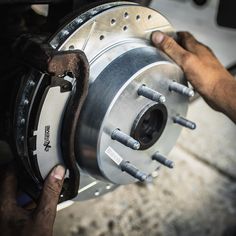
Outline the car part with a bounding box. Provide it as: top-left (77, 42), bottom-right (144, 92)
top-left (0, 1), bottom-right (196, 204)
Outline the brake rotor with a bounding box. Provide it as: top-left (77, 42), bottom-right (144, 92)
top-left (14, 1), bottom-right (195, 202)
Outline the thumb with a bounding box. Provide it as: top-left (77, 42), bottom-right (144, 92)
top-left (33, 165), bottom-right (65, 230)
top-left (151, 31), bottom-right (191, 67)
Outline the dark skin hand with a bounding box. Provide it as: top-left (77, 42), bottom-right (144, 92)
top-left (0, 165), bottom-right (65, 236)
top-left (0, 31), bottom-right (235, 236)
top-left (152, 31), bottom-right (236, 124)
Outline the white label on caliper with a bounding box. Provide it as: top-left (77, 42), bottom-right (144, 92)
top-left (105, 146), bottom-right (123, 165)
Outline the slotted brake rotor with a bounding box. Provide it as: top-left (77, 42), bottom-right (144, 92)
top-left (16, 1), bottom-right (196, 202)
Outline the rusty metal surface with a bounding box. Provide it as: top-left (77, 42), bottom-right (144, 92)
top-left (60, 50), bottom-right (89, 201)
top-left (13, 34), bottom-right (90, 201)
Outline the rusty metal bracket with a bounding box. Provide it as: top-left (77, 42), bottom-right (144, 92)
top-left (60, 50), bottom-right (89, 201)
top-left (13, 34), bottom-right (90, 202)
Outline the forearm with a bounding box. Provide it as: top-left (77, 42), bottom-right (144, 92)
top-left (213, 76), bottom-right (236, 123)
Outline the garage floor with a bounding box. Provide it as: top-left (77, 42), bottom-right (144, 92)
top-left (54, 1), bottom-right (236, 235)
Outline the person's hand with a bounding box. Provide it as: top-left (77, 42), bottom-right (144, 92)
top-left (0, 165), bottom-right (65, 236)
top-left (151, 31), bottom-right (236, 123)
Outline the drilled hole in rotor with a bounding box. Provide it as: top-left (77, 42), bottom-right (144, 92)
top-left (148, 15), bottom-right (152, 20)
top-left (111, 19), bottom-right (116, 25)
top-left (136, 15), bottom-right (141, 21)
top-left (100, 35), bottom-right (105, 40)
top-left (123, 26), bottom-right (128, 31)
top-left (124, 12), bottom-right (129, 18)
top-left (69, 45), bottom-right (74, 50)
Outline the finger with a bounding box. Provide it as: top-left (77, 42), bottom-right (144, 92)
top-left (177, 32), bottom-right (200, 52)
top-left (0, 164), bottom-right (17, 204)
top-left (33, 165), bottom-right (65, 228)
top-left (152, 31), bottom-right (192, 67)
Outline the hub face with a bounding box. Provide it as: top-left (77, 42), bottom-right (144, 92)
top-left (15, 2), bottom-right (191, 201)
top-left (82, 57), bottom-right (188, 185)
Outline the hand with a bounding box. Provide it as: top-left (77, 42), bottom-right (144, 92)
top-left (0, 164), bottom-right (65, 236)
top-left (151, 31), bottom-right (236, 123)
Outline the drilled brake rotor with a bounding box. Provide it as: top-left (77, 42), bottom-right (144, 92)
top-left (16, 1), bottom-right (195, 203)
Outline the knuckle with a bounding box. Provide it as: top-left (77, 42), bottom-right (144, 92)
top-left (181, 52), bottom-right (196, 68)
top-left (38, 206), bottom-right (53, 217)
top-left (182, 32), bottom-right (198, 47)
top-left (186, 35), bottom-right (195, 44)
top-left (161, 37), bottom-right (176, 51)
top-left (184, 31), bottom-right (194, 39)
top-left (34, 205), bottom-right (56, 224)
top-left (44, 181), bottom-right (62, 197)
top-left (203, 45), bottom-right (215, 56)
top-left (181, 31), bottom-right (195, 41)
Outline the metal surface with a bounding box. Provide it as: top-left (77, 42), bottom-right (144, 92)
top-left (78, 54), bottom-right (188, 185)
top-left (31, 1), bottom-right (191, 201)
top-left (173, 116), bottom-right (196, 130)
top-left (111, 129), bottom-right (140, 150)
top-left (169, 81), bottom-right (194, 97)
top-left (34, 86), bottom-right (70, 178)
top-left (152, 152), bottom-right (174, 168)
top-left (131, 102), bottom-right (168, 150)
top-left (13, 44), bottom-right (90, 201)
top-left (120, 161), bottom-right (148, 182)
top-left (138, 85), bottom-right (166, 103)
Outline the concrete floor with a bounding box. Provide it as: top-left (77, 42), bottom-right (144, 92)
top-left (54, 1), bottom-right (236, 235)
top-left (151, 0), bottom-right (236, 67)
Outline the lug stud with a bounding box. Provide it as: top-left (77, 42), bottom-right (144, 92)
top-left (138, 85), bottom-right (166, 103)
top-left (111, 129), bottom-right (140, 150)
top-left (120, 160), bottom-right (148, 182)
top-left (152, 152), bottom-right (174, 168)
top-left (105, 147), bottom-right (148, 182)
top-left (169, 81), bottom-right (194, 97)
top-left (173, 116), bottom-right (196, 130)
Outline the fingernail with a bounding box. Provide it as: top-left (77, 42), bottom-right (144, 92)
top-left (152, 31), bottom-right (165, 44)
top-left (51, 165), bottom-right (65, 180)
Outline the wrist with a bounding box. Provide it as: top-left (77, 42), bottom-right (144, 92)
top-left (210, 72), bottom-right (235, 113)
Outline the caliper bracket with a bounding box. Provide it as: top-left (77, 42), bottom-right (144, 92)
top-left (13, 34), bottom-right (89, 202)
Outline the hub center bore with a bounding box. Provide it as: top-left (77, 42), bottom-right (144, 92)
top-left (131, 103), bottom-right (168, 150)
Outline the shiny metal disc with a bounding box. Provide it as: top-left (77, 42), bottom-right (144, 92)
top-left (34, 1), bottom-right (189, 202)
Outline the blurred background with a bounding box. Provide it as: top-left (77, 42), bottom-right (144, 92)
top-left (54, 0), bottom-right (236, 235)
